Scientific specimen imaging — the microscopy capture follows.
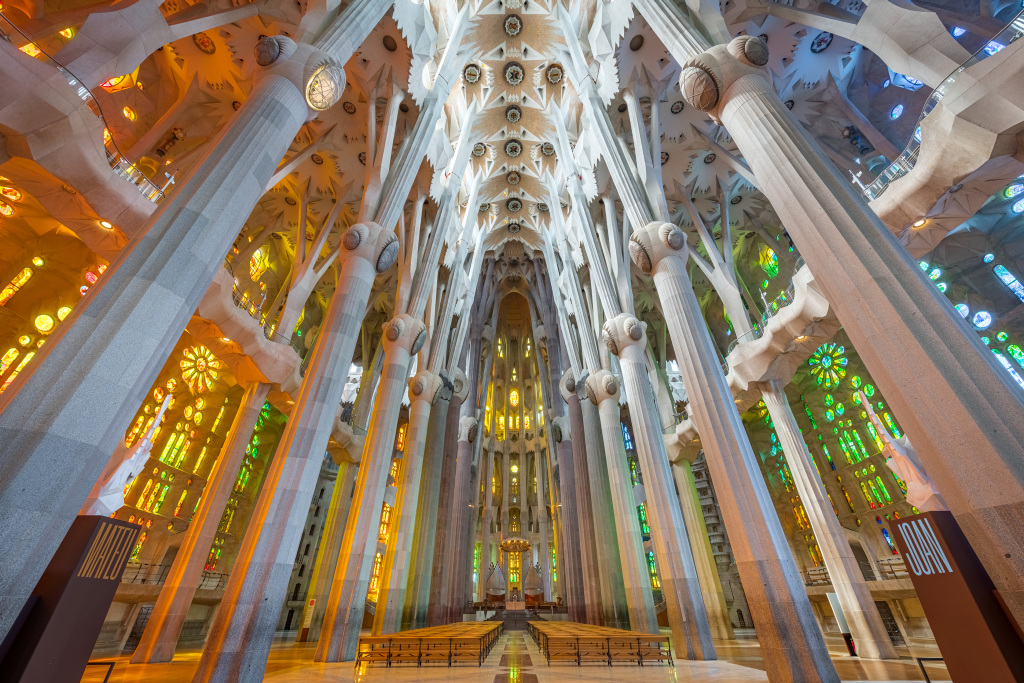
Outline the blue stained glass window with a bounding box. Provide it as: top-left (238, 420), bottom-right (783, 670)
top-left (621, 423), bottom-right (634, 451)
top-left (985, 41), bottom-right (1006, 55)
top-left (993, 349), bottom-right (1024, 390)
top-left (984, 253), bottom-right (995, 263)
top-left (973, 311), bottom-right (993, 329)
top-left (994, 265), bottom-right (1024, 303)
top-left (890, 104), bottom-right (904, 119)
top-left (1014, 198), bottom-right (1024, 214)
top-left (951, 26), bottom-right (966, 37)
top-left (955, 303), bottom-right (969, 318)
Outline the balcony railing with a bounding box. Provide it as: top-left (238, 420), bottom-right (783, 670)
top-left (120, 562), bottom-right (230, 590)
top-left (799, 557), bottom-right (909, 586)
top-left (222, 259), bottom-right (304, 357)
top-left (863, 9), bottom-right (1024, 200)
top-left (0, 11), bottom-right (166, 203)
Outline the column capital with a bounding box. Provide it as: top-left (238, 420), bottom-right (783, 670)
top-left (585, 369), bottom-right (620, 406)
top-left (339, 221), bottom-right (399, 274)
top-left (458, 416), bottom-right (479, 443)
top-left (254, 35), bottom-right (347, 119)
top-left (408, 370), bottom-right (443, 405)
top-left (602, 313), bottom-right (648, 356)
top-left (383, 313), bottom-right (427, 354)
top-left (629, 221), bottom-right (688, 274)
top-left (679, 36), bottom-right (770, 125)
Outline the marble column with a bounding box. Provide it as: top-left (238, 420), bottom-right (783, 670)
top-left (669, 458), bottom-right (734, 641)
top-left (373, 371), bottom-right (442, 634)
top-left (192, 221), bottom-right (398, 681)
top-left (314, 313), bottom-right (426, 662)
top-left (682, 35), bottom-right (1024, 623)
top-left (603, 315), bottom-right (716, 660)
top-left (561, 376), bottom-right (604, 624)
top-left (296, 459), bottom-right (358, 642)
top-left (131, 381), bottom-right (270, 663)
top-left (551, 417), bottom-right (587, 623)
top-left (586, 371), bottom-right (658, 633)
top-left (761, 380), bottom-right (898, 659)
top-left (629, 222), bottom-right (835, 680)
top-left (0, 42), bottom-right (326, 640)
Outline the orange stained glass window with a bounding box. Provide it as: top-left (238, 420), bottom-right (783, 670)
top-left (19, 43), bottom-right (42, 57)
top-left (395, 423), bottom-right (407, 451)
top-left (0, 348), bottom-right (19, 376)
top-left (0, 268), bottom-right (32, 306)
top-left (0, 351), bottom-right (34, 393)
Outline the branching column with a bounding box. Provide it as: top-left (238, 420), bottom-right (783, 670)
top-left (603, 315), bottom-right (715, 660)
top-left (560, 372), bottom-right (605, 624)
top-left (761, 380), bottom-right (898, 659)
top-left (629, 222), bottom-right (835, 681)
top-left (669, 456), bottom-right (734, 641)
top-left (132, 381), bottom-right (271, 663)
top-left (373, 371), bottom-right (443, 634)
top-left (586, 371), bottom-right (658, 633)
top-left (0, 49), bottom-right (320, 641)
top-left (680, 36), bottom-right (1024, 624)
top-left (193, 221), bottom-right (398, 682)
top-left (315, 314), bottom-right (426, 661)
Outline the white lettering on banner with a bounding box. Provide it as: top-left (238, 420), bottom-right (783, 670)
top-left (898, 519), bottom-right (952, 577)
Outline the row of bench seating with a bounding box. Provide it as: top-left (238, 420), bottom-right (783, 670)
top-left (355, 621), bottom-right (504, 668)
top-left (526, 621), bottom-right (673, 667)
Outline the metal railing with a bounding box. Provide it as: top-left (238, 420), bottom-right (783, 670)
top-left (799, 558), bottom-right (908, 586)
top-left (221, 259), bottom-right (305, 357)
top-left (0, 11), bottom-right (166, 203)
top-left (863, 9), bottom-right (1024, 200)
top-left (120, 562), bottom-right (230, 590)
top-left (726, 282), bottom-right (798, 355)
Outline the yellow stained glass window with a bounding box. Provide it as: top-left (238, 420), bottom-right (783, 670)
top-left (34, 314), bottom-right (54, 333)
top-left (122, 106), bottom-right (137, 121)
top-left (180, 346), bottom-right (221, 393)
top-left (57, 306), bottom-right (72, 320)
top-left (0, 348), bottom-right (19, 376)
top-left (250, 246), bottom-right (269, 281)
top-left (509, 389), bottom-right (519, 407)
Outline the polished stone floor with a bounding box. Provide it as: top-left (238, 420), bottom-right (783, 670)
top-left (82, 630), bottom-right (949, 682)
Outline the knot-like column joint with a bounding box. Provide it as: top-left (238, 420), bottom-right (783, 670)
top-left (383, 313), bottom-right (427, 354)
top-left (340, 221), bottom-right (399, 274)
top-left (679, 35), bottom-right (770, 125)
top-left (254, 35), bottom-right (348, 120)
top-left (602, 313), bottom-right (648, 357)
top-left (408, 370), bottom-right (443, 405)
top-left (459, 416), bottom-right (479, 443)
top-left (451, 368), bottom-right (469, 402)
top-left (585, 370), bottom-right (620, 406)
top-left (559, 369), bottom-right (577, 403)
top-left (550, 415), bottom-right (570, 443)
top-left (629, 221), bottom-right (688, 274)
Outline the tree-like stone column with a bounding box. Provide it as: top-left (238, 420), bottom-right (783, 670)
top-left (561, 372), bottom-right (605, 624)
top-left (761, 380), bottom-right (898, 659)
top-left (603, 314), bottom-right (715, 660)
top-left (296, 457), bottom-right (358, 642)
top-left (681, 34), bottom-right (1024, 624)
top-left (668, 456), bottom-right (734, 641)
top-left (585, 370), bottom-right (658, 633)
top-left (550, 415), bottom-right (587, 624)
top-left (315, 313), bottom-right (426, 662)
top-left (0, 38), bottom-right (332, 643)
top-left (131, 381), bottom-right (270, 663)
top-left (192, 221), bottom-right (399, 681)
top-left (373, 371), bottom-right (443, 634)
top-left (405, 376), bottom-right (454, 627)
top-left (629, 221), bottom-right (836, 680)
top-left (444, 415), bottom-right (479, 621)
